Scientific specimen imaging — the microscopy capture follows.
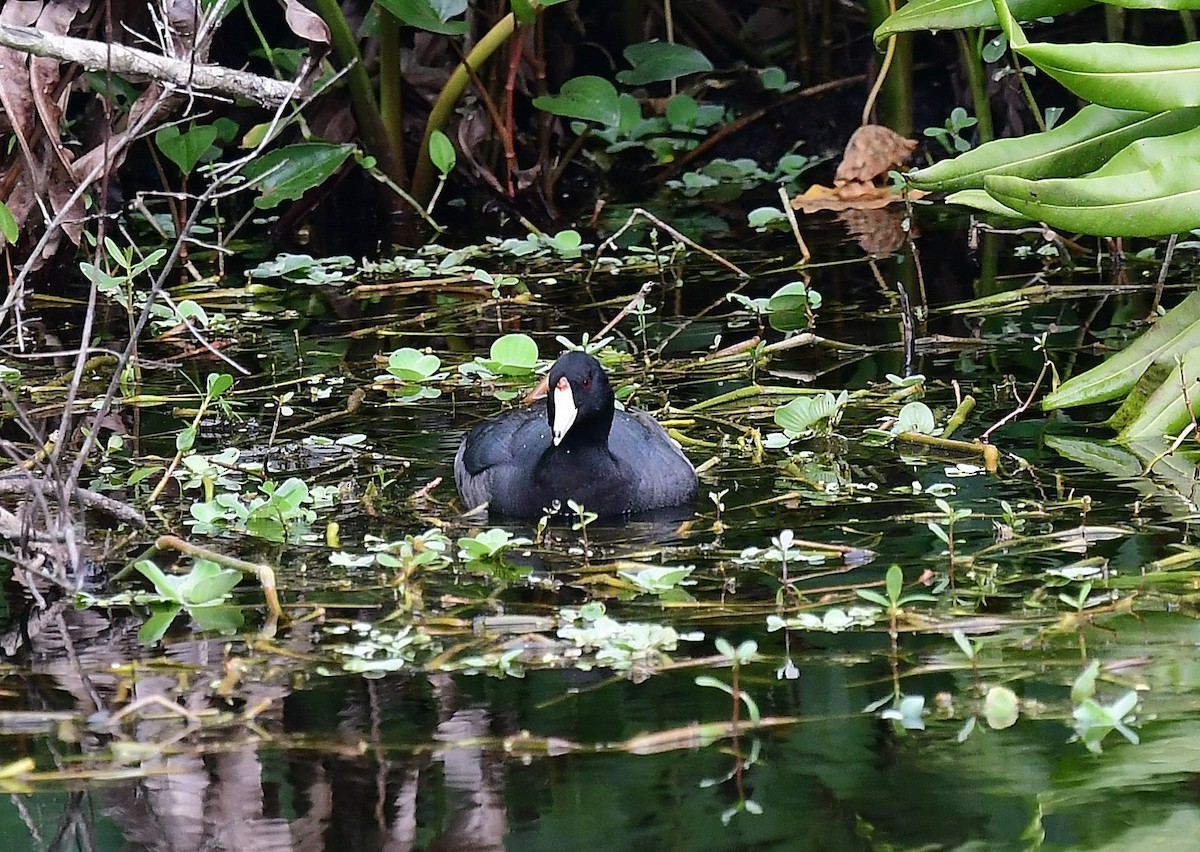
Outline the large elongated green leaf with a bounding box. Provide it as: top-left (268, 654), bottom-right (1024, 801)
top-left (1089, 125), bottom-right (1200, 178)
top-left (1042, 290), bottom-right (1200, 409)
top-left (908, 106), bottom-right (1200, 192)
top-left (242, 143), bottom-right (355, 209)
top-left (1116, 347), bottom-right (1200, 442)
top-left (984, 156), bottom-right (1200, 236)
top-left (875, 0), bottom-right (1089, 42)
top-left (944, 189), bottom-right (1028, 218)
top-left (995, 0), bottom-right (1200, 111)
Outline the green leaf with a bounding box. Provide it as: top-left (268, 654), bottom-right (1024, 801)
top-left (388, 347), bottom-right (441, 381)
top-left (533, 76), bottom-right (621, 126)
top-left (138, 605), bottom-right (182, 644)
top-left (206, 373), bottom-right (233, 398)
top-left (489, 333), bottom-right (539, 373)
top-left (0, 200), bottom-right (18, 244)
top-left (1071, 659), bottom-right (1100, 703)
top-left (995, 0), bottom-right (1200, 111)
top-left (1090, 124), bottom-right (1200, 178)
top-left (1043, 290), bottom-right (1200, 409)
top-left (135, 559), bottom-right (187, 602)
top-left (242, 143), bottom-right (356, 209)
top-left (188, 603), bottom-right (245, 634)
top-left (375, 0), bottom-right (467, 34)
top-left (429, 129), bottom-right (456, 175)
top-left (181, 559), bottom-right (242, 605)
top-left (1117, 347), bottom-right (1200, 442)
top-left (909, 106), bottom-right (1200, 193)
top-left (896, 401), bottom-right (936, 435)
top-left (856, 589), bottom-right (890, 607)
top-left (773, 391), bottom-right (846, 435)
top-left (177, 426), bottom-right (197, 453)
top-left (665, 94), bottom-right (699, 128)
top-left (983, 685), bottom-right (1020, 729)
top-left (874, 0), bottom-right (1090, 42)
top-left (617, 42), bottom-right (713, 85)
top-left (885, 564), bottom-right (903, 603)
top-left (155, 123), bottom-right (220, 175)
top-left (984, 156), bottom-right (1200, 237)
top-left (944, 189), bottom-right (1029, 218)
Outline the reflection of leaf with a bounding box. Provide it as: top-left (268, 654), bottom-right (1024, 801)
top-left (139, 605), bottom-right (182, 644)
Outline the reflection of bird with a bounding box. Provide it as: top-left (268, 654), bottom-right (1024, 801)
top-left (455, 351), bottom-right (697, 518)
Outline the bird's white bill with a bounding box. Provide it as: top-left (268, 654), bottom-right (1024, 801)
top-left (552, 382), bottom-right (577, 446)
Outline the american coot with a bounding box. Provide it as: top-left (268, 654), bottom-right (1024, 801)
top-left (454, 351), bottom-right (698, 518)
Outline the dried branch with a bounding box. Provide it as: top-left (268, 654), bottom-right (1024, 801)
top-left (0, 24), bottom-right (297, 107)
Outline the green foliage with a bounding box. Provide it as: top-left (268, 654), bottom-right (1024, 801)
top-left (772, 390), bottom-right (848, 439)
top-left (133, 558), bottom-right (244, 644)
top-left (616, 42), bottom-right (714, 86)
top-left (242, 142), bottom-right (356, 209)
top-left (154, 122), bottom-right (221, 175)
top-left (532, 76), bottom-right (622, 126)
top-left (456, 528), bottom-right (532, 563)
top-left (190, 476), bottom-right (317, 542)
top-left (1070, 662), bottom-right (1140, 752)
top-left (896, 0), bottom-right (1200, 236)
top-left (386, 348), bottom-right (442, 382)
top-left (557, 602), bottom-right (699, 671)
top-left (135, 558), bottom-right (242, 607)
top-left (467, 333), bottom-right (541, 377)
top-left (857, 564), bottom-right (938, 610)
top-left (925, 107), bottom-right (978, 154)
top-left (428, 130), bottom-right (456, 176)
top-left (0, 199), bottom-right (18, 244)
top-left (375, 0), bottom-right (467, 35)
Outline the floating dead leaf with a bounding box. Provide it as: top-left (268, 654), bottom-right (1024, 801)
top-left (790, 182), bottom-right (923, 213)
top-left (835, 124), bottom-right (917, 186)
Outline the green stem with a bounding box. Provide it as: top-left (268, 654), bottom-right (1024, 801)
top-left (412, 12), bottom-right (517, 204)
top-left (955, 30), bottom-right (994, 143)
top-left (378, 8), bottom-right (406, 179)
top-left (310, 0), bottom-right (403, 186)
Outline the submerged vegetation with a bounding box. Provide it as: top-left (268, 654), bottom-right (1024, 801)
top-left (2, 0), bottom-right (1200, 847)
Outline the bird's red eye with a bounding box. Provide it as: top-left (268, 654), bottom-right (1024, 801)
top-left (582, 377), bottom-right (592, 389)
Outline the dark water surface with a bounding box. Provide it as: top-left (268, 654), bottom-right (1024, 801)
top-left (4, 217), bottom-right (1200, 851)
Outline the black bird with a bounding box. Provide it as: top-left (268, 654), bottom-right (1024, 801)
top-left (454, 351), bottom-right (697, 517)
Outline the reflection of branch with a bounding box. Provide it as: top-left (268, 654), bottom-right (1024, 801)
top-left (0, 24), bottom-right (296, 107)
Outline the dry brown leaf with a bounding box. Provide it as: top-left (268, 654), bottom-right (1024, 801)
top-left (790, 182), bottom-right (925, 214)
top-left (284, 0), bottom-right (330, 45)
top-left (835, 124), bottom-right (917, 186)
